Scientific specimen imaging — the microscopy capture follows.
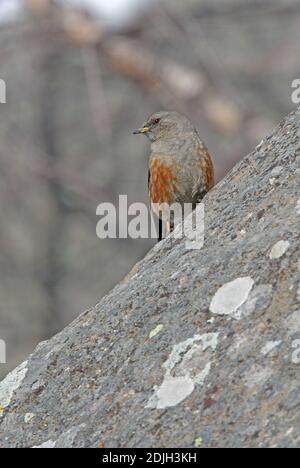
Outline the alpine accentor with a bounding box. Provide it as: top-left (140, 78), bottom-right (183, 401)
top-left (133, 111), bottom-right (214, 240)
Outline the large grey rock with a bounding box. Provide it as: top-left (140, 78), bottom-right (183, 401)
top-left (0, 108), bottom-right (299, 448)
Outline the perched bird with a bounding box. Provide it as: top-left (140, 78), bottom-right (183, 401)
top-left (133, 111), bottom-right (214, 240)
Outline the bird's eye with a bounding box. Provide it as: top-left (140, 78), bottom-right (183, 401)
top-left (153, 118), bottom-right (160, 125)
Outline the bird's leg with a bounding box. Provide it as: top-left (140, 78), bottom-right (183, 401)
top-left (165, 212), bottom-right (175, 239)
top-left (158, 214), bottom-right (174, 243)
top-left (169, 211), bottom-right (175, 233)
top-left (158, 218), bottom-right (163, 242)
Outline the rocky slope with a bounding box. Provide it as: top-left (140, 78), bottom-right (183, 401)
top-left (0, 108), bottom-right (299, 448)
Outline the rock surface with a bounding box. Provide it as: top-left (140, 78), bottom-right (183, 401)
top-left (0, 108), bottom-right (299, 448)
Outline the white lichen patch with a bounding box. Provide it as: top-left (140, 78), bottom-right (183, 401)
top-left (209, 277), bottom-right (254, 318)
top-left (149, 324), bottom-right (163, 339)
top-left (296, 199), bottom-right (300, 215)
top-left (147, 376), bottom-right (195, 409)
top-left (269, 240), bottom-right (290, 259)
top-left (163, 333), bottom-right (219, 375)
top-left (194, 437), bottom-right (203, 448)
top-left (261, 340), bottom-right (282, 356)
top-left (33, 440), bottom-right (56, 448)
top-left (146, 333), bottom-right (219, 409)
top-left (24, 412), bottom-right (35, 424)
top-left (270, 166), bottom-right (283, 177)
top-left (0, 361), bottom-right (28, 408)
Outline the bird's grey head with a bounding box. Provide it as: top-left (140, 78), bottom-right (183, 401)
top-left (133, 111), bottom-right (194, 143)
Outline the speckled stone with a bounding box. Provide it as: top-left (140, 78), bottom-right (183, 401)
top-left (0, 108), bottom-right (299, 448)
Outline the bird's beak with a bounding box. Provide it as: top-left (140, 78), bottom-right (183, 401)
top-left (133, 126), bottom-right (150, 135)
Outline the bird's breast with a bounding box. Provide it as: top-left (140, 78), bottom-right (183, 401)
top-left (149, 156), bottom-right (178, 205)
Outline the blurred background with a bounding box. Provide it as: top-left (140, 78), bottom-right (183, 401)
top-left (0, 0), bottom-right (299, 378)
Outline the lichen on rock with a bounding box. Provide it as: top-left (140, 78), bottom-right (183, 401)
top-left (0, 108), bottom-right (299, 448)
